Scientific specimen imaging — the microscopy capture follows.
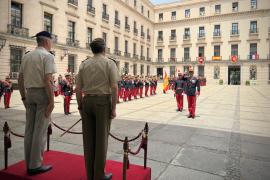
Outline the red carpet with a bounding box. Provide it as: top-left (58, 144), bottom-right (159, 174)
top-left (0, 151), bottom-right (151, 180)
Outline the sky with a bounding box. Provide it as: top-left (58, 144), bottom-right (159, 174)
top-left (151, 0), bottom-right (180, 5)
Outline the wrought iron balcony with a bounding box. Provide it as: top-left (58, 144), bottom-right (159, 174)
top-left (115, 19), bottom-right (120, 26)
top-left (169, 58), bottom-right (177, 62)
top-left (124, 52), bottom-right (131, 58)
top-left (114, 49), bottom-right (121, 56)
top-left (213, 31), bottom-right (221, 37)
top-left (66, 38), bottom-right (79, 47)
top-left (102, 13), bottom-right (109, 21)
top-left (147, 57), bottom-right (151, 62)
top-left (140, 56), bottom-right (145, 60)
top-left (182, 57), bottom-right (191, 62)
top-left (133, 28), bottom-right (138, 36)
top-left (171, 16), bottom-right (176, 20)
top-left (198, 32), bottom-right (205, 39)
top-left (231, 30), bottom-right (239, 36)
top-left (125, 24), bottom-right (130, 32)
top-left (249, 28), bottom-right (258, 34)
top-left (87, 5), bottom-right (95, 14)
top-left (156, 58), bottom-right (164, 63)
top-left (183, 34), bottom-right (190, 40)
top-left (68, 0), bottom-right (78, 6)
top-left (170, 36), bottom-right (177, 41)
top-left (7, 24), bottom-right (29, 38)
top-left (157, 36), bottom-right (163, 42)
top-left (133, 54), bottom-right (139, 59)
top-left (247, 54), bottom-right (259, 60)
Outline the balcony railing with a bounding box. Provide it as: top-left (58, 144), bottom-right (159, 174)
top-left (198, 33), bottom-right (205, 39)
top-left (66, 38), bottom-right (79, 47)
top-left (183, 34), bottom-right (190, 40)
top-left (133, 28), bottom-right (138, 36)
top-left (7, 24), bottom-right (29, 38)
top-left (213, 31), bottom-right (221, 37)
top-left (231, 30), bottom-right (239, 36)
top-left (182, 57), bottom-right (191, 62)
top-left (157, 36), bottom-right (163, 42)
top-left (159, 18), bottom-right (163, 22)
top-left (115, 19), bottom-right (120, 26)
top-left (102, 13), bottom-right (109, 21)
top-left (140, 56), bottom-right (145, 60)
top-left (141, 32), bottom-right (145, 38)
top-left (171, 16), bottom-right (176, 20)
top-left (124, 52), bottom-right (131, 58)
top-left (147, 35), bottom-right (151, 41)
top-left (170, 36), bottom-right (177, 41)
top-left (156, 58), bottom-right (164, 63)
top-left (125, 24), bottom-right (130, 32)
top-left (87, 5), bottom-right (95, 14)
top-left (147, 57), bottom-right (151, 61)
top-left (249, 28), bottom-right (258, 34)
top-left (68, 0), bottom-right (78, 6)
top-left (114, 49), bottom-right (121, 56)
top-left (168, 57), bottom-right (177, 62)
top-left (133, 54), bottom-right (139, 59)
top-left (247, 54), bottom-right (259, 60)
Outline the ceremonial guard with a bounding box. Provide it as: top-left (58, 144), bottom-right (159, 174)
top-left (117, 80), bottom-right (122, 103)
top-left (18, 31), bottom-right (56, 175)
top-left (3, 76), bottom-right (13, 108)
top-left (62, 73), bottom-right (73, 115)
top-left (133, 76), bottom-right (139, 99)
top-left (174, 73), bottom-right (184, 112)
top-left (150, 77), bottom-right (155, 95)
top-left (186, 68), bottom-right (200, 118)
top-left (138, 76), bottom-right (144, 98)
top-left (128, 76), bottom-right (133, 101)
top-left (120, 76), bottom-right (125, 99)
top-left (123, 76), bottom-right (129, 101)
top-left (144, 77), bottom-right (150, 97)
top-left (76, 38), bottom-right (119, 180)
top-left (153, 76), bottom-right (158, 95)
top-left (57, 74), bottom-right (64, 95)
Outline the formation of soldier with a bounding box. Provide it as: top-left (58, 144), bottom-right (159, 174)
top-left (0, 76), bottom-right (13, 109)
top-left (118, 75), bottom-right (158, 103)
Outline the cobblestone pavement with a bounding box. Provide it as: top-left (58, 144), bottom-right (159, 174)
top-left (1, 84), bottom-right (270, 180)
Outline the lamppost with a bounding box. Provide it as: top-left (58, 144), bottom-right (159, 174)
top-left (0, 37), bottom-right (6, 51)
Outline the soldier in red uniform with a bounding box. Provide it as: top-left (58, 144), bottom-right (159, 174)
top-left (153, 76), bottom-right (158, 95)
top-left (138, 76), bottom-right (144, 98)
top-left (3, 76), bottom-right (13, 109)
top-left (144, 77), bottom-right (150, 97)
top-left (186, 68), bottom-right (200, 119)
top-left (0, 80), bottom-right (4, 103)
top-left (62, 73), bottom-right (73, 115)
top-left (174, 73), bottom-right (184, 112)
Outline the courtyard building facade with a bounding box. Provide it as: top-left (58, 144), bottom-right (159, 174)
top-left (0, 0), bottom-right (269, 85)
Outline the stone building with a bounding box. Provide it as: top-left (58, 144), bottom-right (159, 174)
top-left (0, 0), bottom-right (269, 85)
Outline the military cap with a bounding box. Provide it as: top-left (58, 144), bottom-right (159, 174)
top-left (32, 31), bottom-right (52, 39)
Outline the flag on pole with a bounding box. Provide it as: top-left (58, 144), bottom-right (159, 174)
top-left (163, 71), bottom-right (169, 93)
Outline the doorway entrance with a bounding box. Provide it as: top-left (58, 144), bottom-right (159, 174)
top-left (228, 66), bottom-right (241, 85)
top-left (157, 68), bottom-right (163, 79)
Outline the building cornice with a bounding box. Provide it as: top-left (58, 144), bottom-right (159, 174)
top-left (39, 1), bottom-right (58, 11)
top-left (154, 9), bottom-right (270, 26)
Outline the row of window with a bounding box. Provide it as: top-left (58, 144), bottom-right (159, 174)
top-left (157, 43), bottom-right (259, 62)
top-left (157, 21), bottom-right (258, 41)
top-left (167, 65), bottom-right (258, 82)
top-left (158, 0), bottom-right (258, 21)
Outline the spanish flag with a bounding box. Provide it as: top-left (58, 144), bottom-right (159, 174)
top-left (163, 71), bottom-right (169, 93)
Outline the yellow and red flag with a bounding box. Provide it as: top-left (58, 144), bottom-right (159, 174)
top-left (163, 71), bottom-right (169, 92)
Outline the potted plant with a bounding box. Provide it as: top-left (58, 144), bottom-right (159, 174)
top-left (245, 80), bottom-right (250, 86)
top-left (219, 79), bottom-right (223, 85)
